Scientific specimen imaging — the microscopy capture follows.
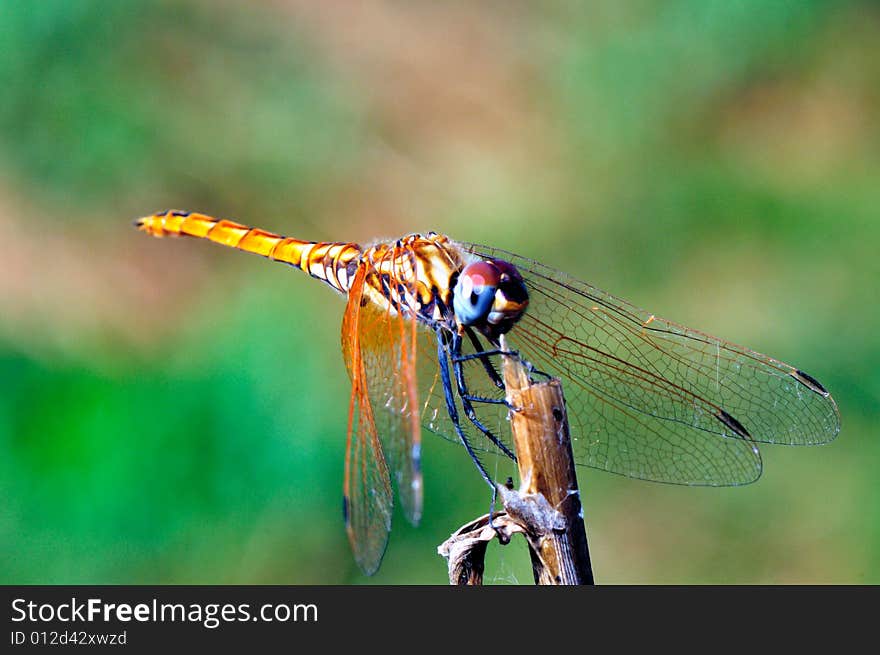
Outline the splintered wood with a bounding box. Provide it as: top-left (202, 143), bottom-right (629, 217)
top-left (438, 335), bottom-right (594, 585)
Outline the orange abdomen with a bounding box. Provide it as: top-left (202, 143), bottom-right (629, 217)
top-left (136, 210), bottom-right (362, 292)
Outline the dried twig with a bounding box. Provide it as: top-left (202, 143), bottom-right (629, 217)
top-left (438, 336), bottom-right (594, 585)
top-left (437, 512), bottom-right (524, 585)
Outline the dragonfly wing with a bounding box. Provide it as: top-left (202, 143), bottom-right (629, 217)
top-left (356, 248), bottom-right (425, 526)
top-left (341, 264), bottom-right (393, 575)
top-left (458, 242), bottom-right (841, 486)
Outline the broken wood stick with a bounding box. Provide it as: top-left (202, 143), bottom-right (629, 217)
top-left (438, 335), bottom-right (594, 585)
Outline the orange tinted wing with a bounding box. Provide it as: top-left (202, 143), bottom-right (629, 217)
top-left (354, 245), bottom-right (424, 525)
top-left (341, 264), bottom-right (393, 575)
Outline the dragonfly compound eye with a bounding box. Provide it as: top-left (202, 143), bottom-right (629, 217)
top-left (453, 261), bottom-right (499, 326)
top-left (453, 259), bottom-right (529, 337)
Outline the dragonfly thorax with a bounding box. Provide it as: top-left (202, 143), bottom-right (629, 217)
top-left (452, 258), bottom-right (529, 341)
top-left (359, 235), bottom-right (529, 341)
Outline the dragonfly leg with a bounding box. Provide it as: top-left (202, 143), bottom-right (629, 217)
top-left (458, 391), bottom-right (517, 461)
top-left (526, 364), bottom-right (552, 381)
top-left (458, 327), bottom-right (553, 383)
top-left (460, 394), bottom-right (511, 406)
top-left (436, 328), bottom-right (497, 490)
top-left (450, 333), bottom-right (518, 461)
top-left (460, 328), bottom-right (516, 408)
top-left (439, 331), bottom-right (506, 536)
top-left (452, 349), bottom-right (518, 364)
top-left (461, 327), bottom-right (507, 390)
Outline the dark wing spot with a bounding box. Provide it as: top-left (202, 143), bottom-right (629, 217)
top-left (342, 495), bottom-right (350, 527)
top-left (716, 409), bottom-right (752, 440)
top-left (170, 210), bottom-right (191, 217)
top-left (793, 369), bottom-right (830, 396)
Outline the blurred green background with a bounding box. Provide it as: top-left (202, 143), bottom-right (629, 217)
top-left (1, 0), bottom-right (877, 584)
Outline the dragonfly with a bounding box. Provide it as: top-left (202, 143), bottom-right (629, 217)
top-left (136, 210), bottom-right (841, 575)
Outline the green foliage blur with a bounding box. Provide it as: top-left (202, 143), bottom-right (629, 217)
top-left (1, 0), bottom-right (877, 584)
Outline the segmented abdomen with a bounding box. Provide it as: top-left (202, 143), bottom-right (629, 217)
top-left (136, 210), bottom-right (362, 293)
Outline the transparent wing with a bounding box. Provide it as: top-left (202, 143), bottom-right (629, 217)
top-left (341, 264), bottom-right (393, 575)
top-left (448, 242), bottom-right (840, 486)
top-left (355, 246), bottom-right (424, 525)
top-left (415, 316), bottom-right (763, 486)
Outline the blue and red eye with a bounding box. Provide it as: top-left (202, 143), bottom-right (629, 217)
top-left (453, 261), bottom-right (499, 326)
top-left (453, 259), bottom-right (529, 336)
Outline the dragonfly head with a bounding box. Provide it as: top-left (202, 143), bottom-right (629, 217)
top-left (452, 259), bottom-right (529, 339)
